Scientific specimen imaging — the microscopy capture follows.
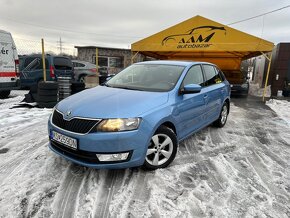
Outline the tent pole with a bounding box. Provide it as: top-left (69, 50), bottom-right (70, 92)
top-left (131, 52), bottom-right (139, 64)
top-left (261, 51), bottom-right (272, 102)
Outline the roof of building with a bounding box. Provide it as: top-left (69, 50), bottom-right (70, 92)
top-left (74, 46), bottom-right (130, 51)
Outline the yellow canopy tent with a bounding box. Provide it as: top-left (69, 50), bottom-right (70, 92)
top-left (131, 15), bottom-right (274, 70)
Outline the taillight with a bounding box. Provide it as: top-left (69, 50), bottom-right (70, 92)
top-left (50, 65), bottom-right (55, 78)
top-left (15, 59), bottom-right (20, 77)
top-left (89, 68), bottom-right (96, 73)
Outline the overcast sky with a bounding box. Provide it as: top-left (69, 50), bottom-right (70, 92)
top-left (0, 0), bottom-right (289, 54)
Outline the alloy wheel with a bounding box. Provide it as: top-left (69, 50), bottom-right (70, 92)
top-left (145, 133), bottom-right (174, 166)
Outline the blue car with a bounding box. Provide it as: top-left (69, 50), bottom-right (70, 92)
top-left (48, 61), bottom-right (230, 170)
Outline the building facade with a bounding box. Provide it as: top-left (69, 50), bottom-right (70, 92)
top-left (75, 46), bottom-right (149, 75)
top-left (252, 43), bottom-right (290, 96)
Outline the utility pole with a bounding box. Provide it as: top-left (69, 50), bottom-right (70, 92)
top-left (57, 37), bottom-right (63, 54)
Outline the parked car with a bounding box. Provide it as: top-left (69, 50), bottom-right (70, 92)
top-left (72, 60), bottom-right (113, 84)
top-left (20, 54), bottom-right (74, 89)
top-left (0, 29), bottom-right (20, 98)
top-left (48, 61), bottom-right (230, 170)
top-left (223, 70), bottom-right (249, 97)
top-left (72, 60), bottom-right (96, 82)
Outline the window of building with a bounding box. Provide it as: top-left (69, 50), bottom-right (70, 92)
top-left (92, 55), bottom-right (124, 68)
top-left (109, 57), bottom-right (123, 68)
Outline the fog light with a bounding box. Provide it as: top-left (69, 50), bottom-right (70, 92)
top-left (96, 152), bottom-right (129, 162)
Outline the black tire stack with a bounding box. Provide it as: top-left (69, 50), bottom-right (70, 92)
top-left (37, 81), bottom-right (58, 108)
top-left (71, 81), bottom-right (86, 95)
top-left (0, 90), bottom-right (11, 99)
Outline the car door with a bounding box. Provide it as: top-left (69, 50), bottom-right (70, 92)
top-left (73, 61), bottom-right (88, 80)
top-left (20, 57), bottom-right (46, 87)
top-left (53, 57), bottom-right (74, 79)
top-left (174, 64), bottom-right (207, 139)
top-left (201, 64), bottom-right (226, 124)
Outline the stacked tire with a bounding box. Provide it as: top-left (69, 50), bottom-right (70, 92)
top-left (58, 77), bottom-right (72, 101)
top-left (0, 90), bottom-right (11, 99)
top-left (37, 81), bottom-right (58, 108)
top-left (71, 81), bottom-right (86, 95)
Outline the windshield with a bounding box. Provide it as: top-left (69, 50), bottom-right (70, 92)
top-left (106, 64), bottom-right (185, 92)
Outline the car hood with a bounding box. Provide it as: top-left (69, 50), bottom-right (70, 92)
top-left (56, 86), bottom-right (169, 118)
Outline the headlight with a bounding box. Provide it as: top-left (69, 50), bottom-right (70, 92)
top-left (97, 118), bottom-right (141, 132)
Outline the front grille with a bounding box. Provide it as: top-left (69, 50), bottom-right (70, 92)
top-left (52, 110), bottom-right (100, 134)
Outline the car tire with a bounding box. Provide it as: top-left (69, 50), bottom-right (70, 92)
top-left (38, 89), bottom-right (58, 96)
top-left (0, 90), bottom-right (11, 99)
top-left (38, 81), bottom-right (58, 90)
top-left (143, 125), bottom-right (177, 170)
top-left (38, 101), bottom-right (57, 108)
top-left (37, 95), bottom-right (58, 102)
top-left (213, 102), bottom-right (229, 128)
top-left (79, 75), bottom-right (86, 83)
top-left (72, 81), bottom-right (85, 89)
top-left (71, 81), bottom-right (86, 94)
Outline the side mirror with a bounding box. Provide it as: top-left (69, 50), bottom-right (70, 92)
top-left (180, 84), bottom-right (202, 94)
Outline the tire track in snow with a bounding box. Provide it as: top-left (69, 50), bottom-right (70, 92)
top-left (126, 170), bottom-right (153, 216)
top-left (106, 169), bottom-right (136, 217)
top-left (93, 169), bottom-right (127, 218)
top-left (52, 164), bottom-right (87, 218)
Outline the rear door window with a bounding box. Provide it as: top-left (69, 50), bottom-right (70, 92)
top-left (215, 67), bottom-right (225, 81)
top-left (203, 64), bottom-right (223, 86)
top-left (73, 62), bottom-right (85, 68)
top-left (54, 57), bottom-right (72, 70)
top-left (23, 57), bottom-right (49, 70)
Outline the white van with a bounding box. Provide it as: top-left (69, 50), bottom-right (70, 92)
top-left (0, 30), bottom-right (20, 98)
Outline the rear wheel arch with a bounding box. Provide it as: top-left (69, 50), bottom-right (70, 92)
top-left (78, 74), bottom-right (86, 82)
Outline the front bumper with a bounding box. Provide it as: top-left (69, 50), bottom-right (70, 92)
top-left (0, 80), bottom-right (20, 91)
top-left (48, 118), bottom-right (152, 169)
top-left (230, 84), bottom-right (249, 96)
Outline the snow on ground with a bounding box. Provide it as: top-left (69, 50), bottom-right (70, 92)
top-left (249, 83), bottom-right (271, 97)
top-left (266, 99), bottom-right (290, 126)
top-left (0, 91), bottom-right (290, 217)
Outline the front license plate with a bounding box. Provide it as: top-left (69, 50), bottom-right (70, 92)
top-left (51, 131), bottom-right (77, 150)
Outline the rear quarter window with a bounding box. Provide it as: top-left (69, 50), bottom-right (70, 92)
top-left (54, 57), bottom-right (72, 70)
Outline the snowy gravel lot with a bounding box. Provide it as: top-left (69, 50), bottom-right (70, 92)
top-left (0, 91), bottom-right (290, 218)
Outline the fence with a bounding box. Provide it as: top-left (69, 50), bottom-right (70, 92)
top-left (14, 37), bottom-right (77, 57)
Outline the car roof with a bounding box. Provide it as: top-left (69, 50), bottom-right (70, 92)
top-left (0, 29), bottom-right (11, 34)
top-left (72, 60), bottom-right (93, 64)
top-left (135, 60), bottom-right (215, 67)
top-left (20, 54), bottom-right (69, 59)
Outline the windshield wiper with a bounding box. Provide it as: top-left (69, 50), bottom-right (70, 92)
top-left (113, 86), bottom-right (144, 91)
top-left (103, 83), bottom-right (112, 87)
